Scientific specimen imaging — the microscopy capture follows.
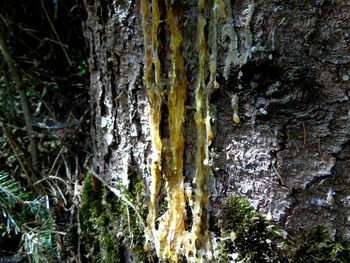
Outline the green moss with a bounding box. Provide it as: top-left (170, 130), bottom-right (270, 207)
top-left (286, 226), bottom-right (350, 263)
top-left (80, 172), bottom-right (148, 262)
top-left (219, 196), bottom-right (281, 262)
top-left (80, 172), bottom-right (104, 260)
top-left (81, 179), bottom-right (350, 263)
top-left (218, 196), bottom-right (350, 263)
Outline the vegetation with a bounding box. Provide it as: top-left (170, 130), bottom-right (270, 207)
top-left (0, 0), bottom-right (88, 261)
top-left (286, 226), bottom-right (350, 263)
top-left (80, 172), bottom-right (147, 263)
top-left (0, 173), bottom-right (57, 262)
top-left (219, 196), bottom-right (350, 263)
top-left (219, 196), bottom-right (283, 262)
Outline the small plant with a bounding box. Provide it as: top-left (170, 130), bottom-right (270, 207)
top-left (286, 226), bottom-right (350, 263)
top-left (0, 173), bottom-right (58, 262)
top-left (80, 172), bottom-right (147, 263)
top-left (220, 196), bottom-right (284, 262)
top-left (0, 173), bottom-right (26, 236)
top-left (219, 196), bottom-right (350, 263)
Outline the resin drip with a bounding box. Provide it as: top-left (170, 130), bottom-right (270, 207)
top-left (139, 0), bottom-right (256, 261)
top-left (141, 0), bottom-right (163, 249)
top-left (157, 0), bottom-right (188, 261)
top-left (191, 0), bottom-right (213, 259)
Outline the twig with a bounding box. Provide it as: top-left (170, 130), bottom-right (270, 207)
top-left (48, 146), bottom-right (66, 176)
top-left (76, 206), bottom-right (82, 263)
top-left (1, 65), bottom-right (16, 118)
top-left (22, 223), bottom-right (66, 235)
top-left (89, 170), bottom-right (146, 229)
top-left (34, 175), bottom-right (70, 191)
top-left (0, 122), bottom-right (30, 179)
top-left (272, 162), bottom-right (285, 186)
top-left (62, 154), bottom-right (71, 182)
top-left (2, 122), bottom-right (43, 136)
top-left (0, 121), bottom-right (45, 194)
top-left (41, 0), bottom-right (72, 65)
top-left (0, 24), bottom-right (39, 172)
top-left (302, 121), bottom-right (307, 146)
top-left (74, 156), bottom-right (79, 181)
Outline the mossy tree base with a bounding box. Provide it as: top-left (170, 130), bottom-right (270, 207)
top-left (81, 172), bottom-right (147, 263)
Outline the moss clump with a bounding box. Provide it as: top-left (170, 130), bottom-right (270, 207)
top-left (220, 196), bottom-right (283, 262)
top-left (80, 172), bottom-right (148, 262)
top-left (219, 196), bottom-right (350, 263)
top-left (80, 172), bottom-right (118, 262)
top-left (80, 172), bottom-right (104, 259)
top-left (286, 226), bottom-right (350, 263)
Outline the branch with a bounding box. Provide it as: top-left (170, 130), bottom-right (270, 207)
top-left (0, 24), bottom-right (39, 173)
top-left (40, 0), bottom-right (72, 65)
top-left (0, 121), bottom-right (45, 194)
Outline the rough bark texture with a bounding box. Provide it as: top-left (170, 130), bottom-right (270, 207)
top-left (84, 0), bottom-right (149, 188)
top-left (84, 0), bottom-right (350, 254)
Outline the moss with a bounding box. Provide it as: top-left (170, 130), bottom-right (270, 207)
top-left (80, 172), bottom-right (148, 262)
top-left (80, 172), bottom-right (104, 260)
top-left (286, 226), bottom-right (350, 263)
top-left (218, 196), bottom-right (350, 263)
top-left (220, 196), bottom-right (282, 262)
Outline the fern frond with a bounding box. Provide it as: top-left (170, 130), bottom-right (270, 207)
top-left (21, 195), bottom-right (57, 263)
top-left (0, 173), bottom-right (26, 206)
top-left (0, 173), bottom-right (58, 260)
top-left (0, 173), bottom-right (25, 235)
top-left (1, 207), bottom-right (20, 235)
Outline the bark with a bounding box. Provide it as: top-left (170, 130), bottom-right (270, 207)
top-left (83, 0), bottom-right (350, 258)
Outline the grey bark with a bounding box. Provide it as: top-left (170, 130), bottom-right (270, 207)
top-left (83, 0), bottom-right (350, 246)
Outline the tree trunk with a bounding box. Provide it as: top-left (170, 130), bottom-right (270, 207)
top-left (83, 0), bottom-right (350, 261)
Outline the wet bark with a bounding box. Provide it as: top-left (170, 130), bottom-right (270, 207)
top-left (83, 0), bottom-right (350, 252)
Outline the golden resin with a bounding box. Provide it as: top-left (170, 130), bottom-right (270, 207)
top-left (157, 0), bottom-right (188, 261)
top-left (141, 0), bottom-right (254, 261)
top-left (190, 0), bottom-right (214, 260)
top-left (141, 0), bottom-right (163, 250)
top-left (141, 0), bottom-right (219, 260)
